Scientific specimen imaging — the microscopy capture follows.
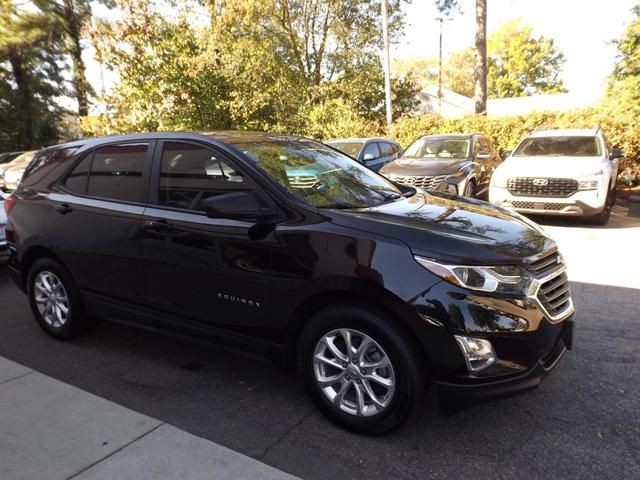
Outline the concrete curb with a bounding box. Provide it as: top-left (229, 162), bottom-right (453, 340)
top-left (0, 356), bottom-right (298, 480)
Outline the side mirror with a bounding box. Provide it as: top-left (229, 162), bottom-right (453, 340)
top-left (362, 153), bottom-right (376, 162)
top-left (610, 148), bottom-right (624, 160)
top-left (203, 191), bottom-right (274, 222)
top-left (476, 151), bottom-right (490, 160)
top-left (500, 150), bottom-right (512, 161)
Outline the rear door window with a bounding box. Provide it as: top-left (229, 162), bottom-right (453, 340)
top-left (63, 154), bottom-right (92, 195)
top-left (379, 142), bottom-right (395, 157)
top-left (86, 143), bottom-right (149, 203)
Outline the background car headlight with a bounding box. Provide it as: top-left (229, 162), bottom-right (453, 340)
top-left (414, 256), bottom-right (532, 295)
top-left (578, 170), bottom-right (605, 191)
top-left (490, 171), bottom-right (508, 188)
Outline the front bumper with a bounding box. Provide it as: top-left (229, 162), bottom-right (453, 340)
top-left (436, 317), bottom-right (573, 407)
top-left (489, 185), bottom-right (605, 216)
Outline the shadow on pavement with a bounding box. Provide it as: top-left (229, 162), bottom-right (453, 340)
top-left (0, 266), bottom-right (639, 480)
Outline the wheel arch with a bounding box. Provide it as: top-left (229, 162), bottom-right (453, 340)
top-left (19, 246), bottom-right (67, 290)
top-left (283, 287), bottom-right (430, 373)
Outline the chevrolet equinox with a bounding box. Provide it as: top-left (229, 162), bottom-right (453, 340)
top-left (5, 132), bottom-right (575, 433)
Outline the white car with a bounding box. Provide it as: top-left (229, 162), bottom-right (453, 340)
top-left (489, 129), bottom-right (621, 225)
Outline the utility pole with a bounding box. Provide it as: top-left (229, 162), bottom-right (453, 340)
top-left (381, 0), bottom-right (393, 130)
top-left (435, 17), bottom-right (453, 116)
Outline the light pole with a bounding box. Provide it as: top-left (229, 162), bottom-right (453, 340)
top-left (381, 0), bottom-right (393, 130)
top-left (435, 17), bottom-right (453, 115)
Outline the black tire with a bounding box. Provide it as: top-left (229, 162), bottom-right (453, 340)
top-left (26, 257), bottom-right (88, 340)
top-left (463, 179), bottom-right (476, 198)
top-left (589, 188), bottom-right (615, 226)
top-left (298, 304), bottom-right (426, 434)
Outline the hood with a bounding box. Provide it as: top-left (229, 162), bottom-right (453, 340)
top-left (328, 190), bottom-right (555, 264)
top-left (380, 157), bottom-right (470, 177)
top-left (497, 156), bottom-right (606, 177)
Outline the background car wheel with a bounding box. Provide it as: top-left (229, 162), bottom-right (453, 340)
top-left (590, 188), bottom-right (615, 225)
top-left (298, 304), bottom-right (426, 434)
top-left (27, 258), bottom-right (87, 340)
top-left (463, 180), bottom-right (476, 198)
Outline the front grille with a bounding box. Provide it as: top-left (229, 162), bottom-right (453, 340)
top-left (507, 177), bottom-right (578, 197)
top-left (391, 175), bottom-right (447, 191)
top-left (524, 250), bottom-right (573, 319)
top-left (537, 271), bottom-right (572, 317)
top-left (289, 175), bottom-right (318, 189)
top-left (512, 201), bottom-right (571, 211)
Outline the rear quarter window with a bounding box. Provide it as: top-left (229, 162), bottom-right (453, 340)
top-left (21, 147), bottom-right (80, 189)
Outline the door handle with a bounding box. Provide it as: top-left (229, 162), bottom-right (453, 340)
top-left (143, 219), bottom-right (173, 233)
top-left (53, 204), bottom-right (72, 215)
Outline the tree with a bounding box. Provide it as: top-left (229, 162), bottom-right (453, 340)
top-left (85, 0), bottom-right (418, 137)
top-left (0, 0), bottom-right (66, 150)
top-left (474, 0), bottom-right (487, 113)
top-left (609, 5), bottom-right (640, 103)
top-left (488, 19), bottom-right (566, 98)
top-left (35, 0), bottom-right (110, 117)
top-left (434, 0), bottom-right (487, 114)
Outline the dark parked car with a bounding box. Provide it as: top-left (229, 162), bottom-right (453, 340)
top-left (0, 190), bottom-right (7, 260)
top-left (6, 132), bottom-right (574, 433)
top-left (326, 137), bottom-right (401, 172)
top-left (380, 133), bottom-right (500, 198)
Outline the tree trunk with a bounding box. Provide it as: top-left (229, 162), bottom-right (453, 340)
top-left (474, 0), bottom-right (487, 115)
top-left (64, 0), bottom-right (91, 117)
top-left (9, 52), bottom-right (34, 148)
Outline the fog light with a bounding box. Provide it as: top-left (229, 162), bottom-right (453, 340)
top-left (446, 183), bottom-right (458, 195)
top-left (454, 335), bottom-right (496, 373)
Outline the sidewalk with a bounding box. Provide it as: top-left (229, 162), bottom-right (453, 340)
top-left (0, 356), bottom-right (298, 480)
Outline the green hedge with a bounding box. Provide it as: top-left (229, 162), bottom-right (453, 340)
top-left (388, 107), bottom-right (640, 170)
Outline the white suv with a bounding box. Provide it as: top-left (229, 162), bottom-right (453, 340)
top-left (489, 129), bottom-right (621, 225)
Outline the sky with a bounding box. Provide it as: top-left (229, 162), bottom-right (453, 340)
top-left (85, 0), bottom-right (638, 104)
top-left (392, 0), bottom-right (638, 101)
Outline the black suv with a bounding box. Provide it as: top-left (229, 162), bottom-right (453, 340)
top-left (5, 132), bottom-right (574, 433)
top-left (380, 133), bottom-right (500, 198)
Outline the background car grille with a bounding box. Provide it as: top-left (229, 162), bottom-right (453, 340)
top-left (523, 250), bottom-right (573, 319)
top-left (289, 175), bottom-right (318, 189)
top-left (507, 177), bottom-right (578, 197)
top-left (391, 175), bottom-right (447, 191)
top-left (512, 201), bottom-right (569, 211)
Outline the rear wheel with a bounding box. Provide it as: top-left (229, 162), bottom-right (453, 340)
top-left (299, 304), bottom-right (426, 434)
top-left (27, 258), bottom-right (87, 340)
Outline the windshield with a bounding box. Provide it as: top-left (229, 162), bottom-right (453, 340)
top-left (327, 141), bottom-right (364, 158)
top-left (237, 139), bottom-right (403, 209)
top-left (403, 138), bottom-right (470, 159)
top-left (514, 136), bottom-right (601, 157)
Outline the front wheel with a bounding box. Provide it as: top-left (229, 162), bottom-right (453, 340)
top-left (589, 188), bottom-right (615, 226)
top-left (299, 304), bottom-right (426, 434)
top-left (463, 180), bottom-right (476, 198)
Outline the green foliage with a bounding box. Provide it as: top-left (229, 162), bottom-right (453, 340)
top-left (608, 5), bottom-right (640, 105)
top-left (83, 0), bottom-right (418, 138)
top-left (488, 19), bottom-right (566, 98)
top-left (0, 0), bottom-right (67, 150)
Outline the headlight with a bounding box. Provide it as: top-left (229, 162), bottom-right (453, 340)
top-left (490, 171), bottom-right (508, 188)
top-left (414, 256), bottom-right (532, 295)
top-left (578, 170), bottom-right (605, 191)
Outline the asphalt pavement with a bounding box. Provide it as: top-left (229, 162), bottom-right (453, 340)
top-left (0, 200), bottom-right (639, 480)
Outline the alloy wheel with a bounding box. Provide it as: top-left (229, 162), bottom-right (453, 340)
top-left (34, 271), bottom-right (70, 328)
top-left (313, 328), bottom-right (396, 417)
